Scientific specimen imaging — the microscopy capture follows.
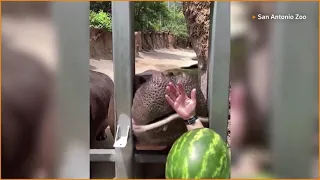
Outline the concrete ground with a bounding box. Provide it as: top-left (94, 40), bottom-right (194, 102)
top-left (90, 48), bottom-right (198, 178)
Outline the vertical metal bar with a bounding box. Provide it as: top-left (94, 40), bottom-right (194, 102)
top-left (112, 2), bottom-right (135, 179)
top-left (52, 2), bottom-right (90, 178)
top-left (270, 2), bottom-right (318, 178)
top-left (207, 2), bottom-right (231, 141)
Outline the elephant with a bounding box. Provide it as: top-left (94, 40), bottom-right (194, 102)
top-left (131, 66), bottom-right (209, 146)
top-left (90, 70), bottom-right (115, 147)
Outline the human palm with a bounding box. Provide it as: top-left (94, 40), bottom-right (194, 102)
top-left (165, 82), bottom-right (196, 120)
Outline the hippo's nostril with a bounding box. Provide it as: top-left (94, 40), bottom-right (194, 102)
top-left (168, 72), bottom-right (174, 76)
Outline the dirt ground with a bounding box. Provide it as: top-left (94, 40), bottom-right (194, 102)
top-left (90, 48), bottom-right (198, 178)
top-left (90, 48), bottom-right (198, 80)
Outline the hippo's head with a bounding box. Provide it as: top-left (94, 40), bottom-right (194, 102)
top-left (131, 68), bottom-right (208, 145)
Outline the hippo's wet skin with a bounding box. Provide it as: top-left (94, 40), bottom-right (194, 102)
top-left (131, 66), bottom-right (208, 146)
top-left (93, 65), bottom-right (208, 147)
top-left (90, 70), bottom-right (115, 147)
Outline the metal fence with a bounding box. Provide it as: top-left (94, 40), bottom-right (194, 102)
top-left (52, 2), bottom-right (318, 178)
top-left (270, 2), bottom-right (318, 178)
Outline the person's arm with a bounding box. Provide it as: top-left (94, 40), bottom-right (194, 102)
top-left (183, 114), bottom-right (204, 131)
top-left (165, 83), bottom-right (204, 131)
top-left (185, 118), bottom-right (204, 130)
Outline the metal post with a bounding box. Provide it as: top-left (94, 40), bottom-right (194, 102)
top-left (52, 2), bottom-right (90, 178)
top-left (112, 2), bottom-right (135, 178)
top-left (207, 2), bottom-right (231, 141)
top-left (270, 2), bottom-right (318, 178)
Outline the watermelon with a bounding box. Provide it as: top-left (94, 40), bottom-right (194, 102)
top-left (165, 128), bottom-right (230, 179)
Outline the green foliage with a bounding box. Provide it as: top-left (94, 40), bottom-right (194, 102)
top-left (90, 2), bottom-right (111, 13)
top-left (89, 10), bottom-right (112, 31)
top-left (160, 7), bottom-right (188, 39)
top-left (134, 2), bottom-right (170, 31)
top-left (89, 1), bottom-right (189, 39)
top-left (149, 7), bottom-right (188, 39)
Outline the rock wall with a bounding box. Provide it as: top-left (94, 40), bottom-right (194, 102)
top-left (140, 31), bottom-right (190, 51)
top-left (90, 27), bottom-right (191, 60)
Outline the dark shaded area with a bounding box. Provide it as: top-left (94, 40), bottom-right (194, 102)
top-left (181, 64), bottom-right (198, 69)
top-left (90, 1), bottom-right (111, 13)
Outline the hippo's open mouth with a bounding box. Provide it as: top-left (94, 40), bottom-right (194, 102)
top-left (132, 113), bottom-right (208, 133)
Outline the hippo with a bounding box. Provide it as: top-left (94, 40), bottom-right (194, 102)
top-left (90, 70), bottom-right (115, 147)
top-left (131, 66), bottom-right (209, 146)
top-left (97, 65), bottom-right (208, 147)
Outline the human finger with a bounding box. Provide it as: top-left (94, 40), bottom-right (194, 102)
top-left (174, 95), bottom-right (183, 109)
top-left (177, 83), bottom-right (186, 97)
top-left (166, 86), bottom-right (177, 102)
top-left (190, 88), bottom-right (197, 102)
top-left (168, 82), bottom-right (179, 96)
top-left (165, 95), bottom-right (175, 107)
top-left (175, 94), bottom-right (184, 106)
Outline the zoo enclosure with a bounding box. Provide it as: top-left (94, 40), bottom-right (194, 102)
top-left (53, 2), bottom-right (318, 178)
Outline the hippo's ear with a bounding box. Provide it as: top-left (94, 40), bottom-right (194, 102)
top-left (133, 74), bottom-right (153, 93)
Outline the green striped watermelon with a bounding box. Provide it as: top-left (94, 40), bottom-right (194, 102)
top-left (165, 128), bottom-right (230, 179)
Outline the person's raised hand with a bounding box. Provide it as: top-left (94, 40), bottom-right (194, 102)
top-left (165, 82), bottom-right (196, 120)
